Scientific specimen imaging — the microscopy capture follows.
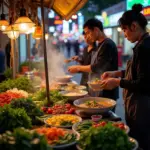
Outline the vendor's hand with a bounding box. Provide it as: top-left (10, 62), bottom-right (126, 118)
top-left (101, 71), bottom-right (116, 80)
top-left (68, 65), bottom-right (80, 74)
top-left (101, 78), bottom-right (120, 90)
top-left (71, 56), bottom-right (79, 61)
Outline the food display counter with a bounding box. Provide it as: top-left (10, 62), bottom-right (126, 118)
top-left (0, 73), bottom-right (138, 150)
top-left (0, 0), bottom-right (138, 149)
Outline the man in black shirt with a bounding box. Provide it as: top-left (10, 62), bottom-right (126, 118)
top-left (68, 18), bottom-right (118, 101)
top-left (71, 33), bottom-right (96, 87)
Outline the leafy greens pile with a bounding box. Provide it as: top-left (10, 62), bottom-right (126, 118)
top-left (10, 98), bottom-right (43, 122)
top-left (0, 77), bottom-right (34, 93)
top-left (78, 124), bottom-right (134, 150)
top-left (4, 68), bottom-right (13, 79)
top-left (0, 105), bottom-right (32, 133)
top-left (0, 128), bottom-right (50, 150)
top-left (32, 89), bottom-right (68, 106)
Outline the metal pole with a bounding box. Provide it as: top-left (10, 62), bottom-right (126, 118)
top-left (40, 0), bottom-right (51, 104)
top-left (15, 39), bottom-right (19, 73)
top-left (11, 39), bottom-right (16, 79)
top-left (26, 34), bottom-right (31, 70)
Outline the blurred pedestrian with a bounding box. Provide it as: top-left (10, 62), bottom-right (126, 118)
top-left (73, 40), bottom-right (80, 56)
top-left (31, 43), bottom-right (38, 57)
top-left (0, 45), bottom-right (5, 73)
top-left (5, 41), bottom-right (11, 68)
top-left (66, 40), bottom-right (71, 57)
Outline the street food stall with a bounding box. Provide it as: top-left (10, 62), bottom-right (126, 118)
top-left (0, 0), bottom-right (139, 150)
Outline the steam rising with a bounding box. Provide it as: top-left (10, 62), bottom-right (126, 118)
top-left (46, 41), bottom-right (66, 83)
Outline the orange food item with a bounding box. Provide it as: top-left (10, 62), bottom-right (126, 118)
top-left (36, 127), bottom-right (66, 144)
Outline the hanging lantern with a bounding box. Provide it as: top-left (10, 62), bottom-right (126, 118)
top-left (4, 25), bottom-right (19, 39)
top-left (0, 14), bottom-right (9, 31)
top-left (32, 25), bottom-right (42, 39)
top-left (14, 8), bottom-right (35, 34)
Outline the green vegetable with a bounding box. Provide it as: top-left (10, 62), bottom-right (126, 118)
top-left (0, 77), bottom-right (34, 93)
top-left (78, 124), bottom-right (134, 150)
top-left (60, 121), bottom-right (73, 126)
top-left (19, 61), bottom-right (30, 72)
top-left (4, 68), bottom-right (13, 79)
top-left (94, 78), bottom-right (100, 82)
top-left (77, 121), bottom-right (92, 133)
top-left (19, 61), bottom-right (45, 72)
top-left (10, 98), bottom-right (44, 125)
top-left (53, 133), bottom-right (76, 146)
top-left (32, 89), bottom-right (68, 106)
top-left (50, 90), bottom-right (68, 105)
top-left (0, 128), bottom-right (51, 150)
top-left (32, 89), bottom-right (47, 101)
top-left (0, 105), bottom-right (32, 133)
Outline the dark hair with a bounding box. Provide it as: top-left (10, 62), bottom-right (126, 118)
top-left (118, 4), bottom-right (147, 30)
top-left (83, 18), bottom-right (103, 31)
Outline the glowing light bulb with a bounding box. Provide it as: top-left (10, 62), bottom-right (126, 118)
top-left (78, 12), bottom-right (82, 16)
top-left (35, 38), bottom-right (40, 40)
top-left (1, 25), bottom-right (6, 31)
top-left (45, 33), bottom-right (49, 40)
top-left (19, 23), bottom-right (27, 31)
top-left (7, 31), bottom-right (19, 39)
top-left (117, 27), bottom-right (122, 32)
top-left (31, 26), bottom-right (36, 33)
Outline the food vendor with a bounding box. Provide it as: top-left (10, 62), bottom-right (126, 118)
top-left (71, 32), bottom-right (96, 87)
top-left (101, 4), bottom-right (150, 150)
top-left (68, 18), bottom-right (118, 102)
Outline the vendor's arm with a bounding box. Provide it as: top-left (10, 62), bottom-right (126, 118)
top-left (101, 70), bottom-right (124, 79)
top-left (120, 44), bottom-right (150, 92)
top-left (68, 65), bottom-right (91, 73)
top-left (78, 65), bottom-right (91, 72)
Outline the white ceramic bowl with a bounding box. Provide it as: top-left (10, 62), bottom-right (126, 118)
top-left (60, 90), bottom-right (88, 101)
top-left (73, 97), bottom-right (116, 114)
top-left (87, 81), bottom-right (103, 91)
top-left (55, 75), bottom-right (73, 83)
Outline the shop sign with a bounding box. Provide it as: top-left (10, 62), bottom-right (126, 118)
top-left (78, 15), bottom-right (84, 33)
top-left (95, 15), bottom-right (103, 23)
top-left (102, 1), bottom-right (126, 16)
top-left (109, 12), bottom-right (124, 27)
top-left (63, 20), bottom-right (69, 34)
top-left (143, 6), bottom-right (150, 16)
top-left (103, 11), bottom-right (124, 28)
top-left (104, 28), bottom-right (112, 36)
top-left (54, 20), bottom-right (63, 25)
top-left (127, 0), bottom-right (150, 10)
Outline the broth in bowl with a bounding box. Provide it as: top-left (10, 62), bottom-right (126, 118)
top-left (88, 78), bottom-right (104, 91)
top-left (79, 100), bottom-right (113, 109)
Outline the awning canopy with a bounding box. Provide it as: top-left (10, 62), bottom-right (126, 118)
top-left (4, 0), bottom-right (88, 20)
